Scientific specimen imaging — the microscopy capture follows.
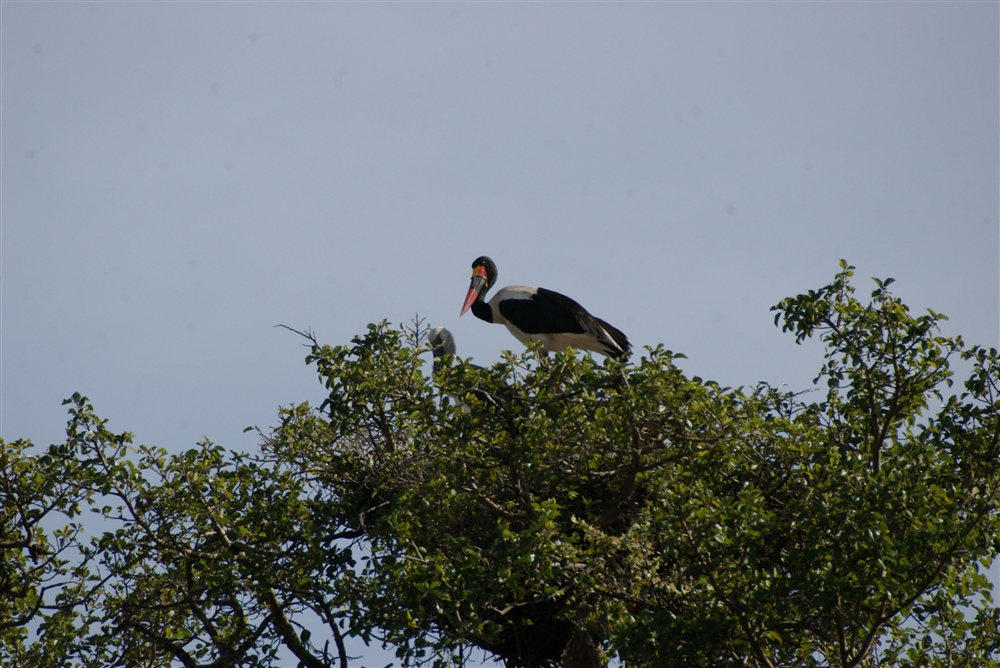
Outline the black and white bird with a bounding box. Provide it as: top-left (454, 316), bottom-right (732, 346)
top-left (427, 326), bottom-right (458, 374)
top-left (459, 256), bottom-right (631, 359)
top-left (426, 325), bottom-right (501, 408)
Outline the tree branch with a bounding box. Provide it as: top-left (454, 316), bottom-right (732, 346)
top-left (261, 586), bottom-right (328, 668)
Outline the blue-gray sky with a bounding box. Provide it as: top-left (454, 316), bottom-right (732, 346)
top-left (2, 1), bottom-right (998, 662)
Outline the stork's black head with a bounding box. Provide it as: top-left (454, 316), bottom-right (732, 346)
top-left (471, 256), bottom-right (498, 286)
top-left (461, 256), bottom-right (499, 316)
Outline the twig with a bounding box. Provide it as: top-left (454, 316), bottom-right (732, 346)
top-left (275, 324), bottom-right (319, 347)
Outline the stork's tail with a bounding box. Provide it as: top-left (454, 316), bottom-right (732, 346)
top-left (595, 317), bottom-right (631, 359)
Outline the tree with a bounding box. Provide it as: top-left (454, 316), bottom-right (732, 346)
top-left (3, 262), bottom-right (999, 667)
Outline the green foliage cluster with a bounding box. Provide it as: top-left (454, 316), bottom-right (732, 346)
top-left (3, 263), bottom-right (999, 667)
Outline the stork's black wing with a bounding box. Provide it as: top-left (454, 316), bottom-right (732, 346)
top-left (497, 288), bottom-right (591, 335)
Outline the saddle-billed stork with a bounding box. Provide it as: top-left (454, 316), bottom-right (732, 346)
top-left (460, 256), bottom-right (631, 359)
top-left (427, 326), bottom-right (457, 374)
top-left (426, 325), bottom-right (503, 408)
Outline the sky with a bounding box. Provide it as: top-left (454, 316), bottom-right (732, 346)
top-left (2, 1), bottom-right (998, 664)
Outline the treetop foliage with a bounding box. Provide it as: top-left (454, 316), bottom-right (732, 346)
top-left (3, 262), bottom-right (999, 667)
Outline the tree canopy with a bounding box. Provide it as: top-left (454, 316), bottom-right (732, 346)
top-left (3, 262), bottom-right (999, 667)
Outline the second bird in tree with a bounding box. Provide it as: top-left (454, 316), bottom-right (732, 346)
top-left (460, 256), bottom-right (631, 359)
